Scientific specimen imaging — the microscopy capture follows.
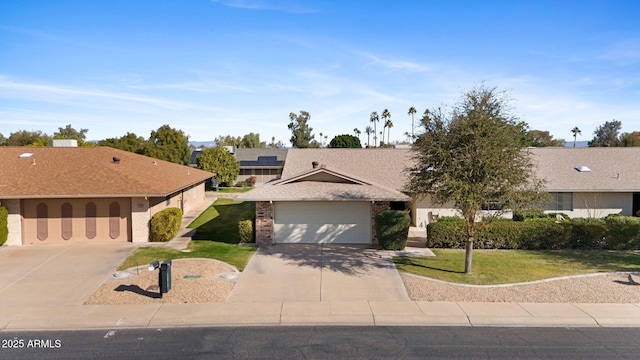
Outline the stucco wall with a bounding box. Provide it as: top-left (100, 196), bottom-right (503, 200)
top-left (557, 192), bottom-right (633, 218)
top-left (131, 197), bottom-right (150, 243)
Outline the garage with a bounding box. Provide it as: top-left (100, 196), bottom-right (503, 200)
top-left (274, 201), bottom-right (371, 244)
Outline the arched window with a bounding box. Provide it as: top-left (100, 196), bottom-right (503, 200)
top-left (86, 202), bottom-right (97, 239)
top-left (61, 202), bottom-right (72, 240)
top-left (36, 203), bottom-right (48, 240)
top-left (109, 202), bottom-right (120, 239)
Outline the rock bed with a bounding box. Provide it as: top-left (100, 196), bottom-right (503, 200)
top-left (85, 259), bottom-right (237, 305)
top-left (401, 273), bottom-right (640, 303)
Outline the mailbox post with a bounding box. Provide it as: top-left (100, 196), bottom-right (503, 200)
top-left (159, 260), bottom-right (172, 297)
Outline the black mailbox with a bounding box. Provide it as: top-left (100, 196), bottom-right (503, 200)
top-left (159, 260), bottom-right (172, 296)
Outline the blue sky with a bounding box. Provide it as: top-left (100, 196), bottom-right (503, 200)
top-left (1, 0), bottom-right (639, 145)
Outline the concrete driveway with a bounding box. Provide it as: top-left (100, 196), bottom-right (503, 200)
top-left (226, 245), bottom-right (410, 302)
top-left (0, 243), bottom-right (137, 306)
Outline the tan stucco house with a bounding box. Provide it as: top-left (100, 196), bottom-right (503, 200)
top-left (239, 147), bottom-right (640, 246)
top-left (0, 146), bottom-right (213, 246)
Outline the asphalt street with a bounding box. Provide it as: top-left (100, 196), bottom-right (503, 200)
top-left (2, 326), bottom-right (640, 360)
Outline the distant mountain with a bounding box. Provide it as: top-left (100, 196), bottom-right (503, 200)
top-left (189, 141), bottom-right (217, 148)
top-left (563, 140), bottom-right (589, 148)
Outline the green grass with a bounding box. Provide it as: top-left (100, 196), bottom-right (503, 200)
top-left (213, 187), bottom-right (252, 193)
top-left (188, 198), bottom-right (255, 243)
top-left (394, 249), bottom-right (640, 285)
top-left (117, 240), bottom-right (256, 271)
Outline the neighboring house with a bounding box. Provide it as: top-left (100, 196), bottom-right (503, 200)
top-left (0, 146), bottom-right (213, 246)
top-left (239, 147), bottom-right (640, 246)
top-left (237, 149), bottom-right (412, 245)
top-left (233, 148), bottom-right (288, 186)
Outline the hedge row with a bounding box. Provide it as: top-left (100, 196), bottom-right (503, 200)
top-left (149, 207), bottom-right (183, 242)
top-left (0, 206), bottom-right (8, 246)
top-left (426, 215), bottom-right (640, 250)
top-left (375, 210), bottom-right (411, 250)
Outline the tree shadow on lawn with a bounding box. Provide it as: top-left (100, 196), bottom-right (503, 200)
top-left (535, 250), bottom-right (640, 273)
top-left (191, 201), bottom-right (255, 243)
top-left (394, 257), bottom-right (464, 274)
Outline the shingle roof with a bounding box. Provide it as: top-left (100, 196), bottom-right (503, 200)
top-left (233, 148), bottom-right (288, 162)
top-left (0, 147), bottom-right (214, 199)
top-left (237, 149), bottom-right (412, 202)
top-left (281, 148), bottom-right (413, 191)
top-left (529, 147), bottom-right (640, 192)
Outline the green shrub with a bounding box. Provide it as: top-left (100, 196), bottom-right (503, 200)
top-left (149, 207), bottom-right (183, 242)
top-left (238, 219), bottom-right (254, 243)
top-left (375, 210), bottom-right (410, 250)
top-left (513, 209), bottom-right (569, 221)
top-left (567, 218), bottom-right (607, 249)
top-left (426, 218), bottom-right (466, 248)
top-left (604, 215), bottom-right (640, 250)
top-left (0, 206), bottom-right (8, 246)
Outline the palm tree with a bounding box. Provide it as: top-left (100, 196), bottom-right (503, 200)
top-left (571, 127), bottom-right (582, 148)
top-left (381, 109), bottom-right (391, 147)
top-left (365, 126), bottom-right (373, 147)
top-left (385, 119), bottom-right (393, 145)
top-left (369, 112), bottom-right (379, 147)
top-left (408, 106), bottom-right (417, 142)
top-left (353, 128), bottom-right (361, 141)
top-left (319, 132), bottom-right (324, 147)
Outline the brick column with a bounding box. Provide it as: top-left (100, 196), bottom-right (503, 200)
top-left (255, 201), bottom-right (273, 246)
top-left (371, 201), bottom-right (390, 245)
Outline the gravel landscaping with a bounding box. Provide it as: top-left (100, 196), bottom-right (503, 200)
top-left (401, 272), bottom-right (640, 303)
top-left (85, 259), bottom-right (238, 305)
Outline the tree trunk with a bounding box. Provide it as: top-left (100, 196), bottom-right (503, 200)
top-left (464, 237), bottom-right (474, 274)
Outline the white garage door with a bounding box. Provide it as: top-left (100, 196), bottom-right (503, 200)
top-left (274, 202), bottom-right (371, 244)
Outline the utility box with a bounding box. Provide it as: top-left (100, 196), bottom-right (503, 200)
top-left (159, 260), bottom-right (172, 296)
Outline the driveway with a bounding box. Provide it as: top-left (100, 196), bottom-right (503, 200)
top-left (226, 245), bottom-right (410, 302)
top-left (0, 243), bottom-right (137, 306)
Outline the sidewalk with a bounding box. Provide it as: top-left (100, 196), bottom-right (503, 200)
top-left (2, 301), bottom-right (640, 330)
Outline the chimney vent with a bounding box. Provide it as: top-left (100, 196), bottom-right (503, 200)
top-left (312, 161), bottom-right (319, 169)
top-left (113, 156), bottom-right (121, 164)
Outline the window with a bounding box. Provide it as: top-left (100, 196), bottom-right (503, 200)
top-left (61, 202), bottom-right (72, 240)
top-left (546, 192), bottom-right (573, 211)
top-left (482, 201), bottom-right (504, 211)
top-left (86, 202), bottom-right (97, 239)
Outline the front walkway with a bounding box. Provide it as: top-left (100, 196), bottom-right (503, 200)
top-left (226, 245), bottom-right (411, 302)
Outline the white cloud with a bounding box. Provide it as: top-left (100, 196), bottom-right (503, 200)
top-left (210, 0), bottom-right (320, 14)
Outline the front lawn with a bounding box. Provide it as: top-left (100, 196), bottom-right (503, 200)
top-left (212, 187), bottom-right (252, 193)
top-left (118, 240), bottom-right (256, 271)
top-left (189, 198), bottom-right (255, 243)
top-left (395, 249), bottom-right (640, 285)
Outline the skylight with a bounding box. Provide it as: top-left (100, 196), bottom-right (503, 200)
top-left (575, 166), bottom-right (591, 172)
top-left (18, 153), bottom-right (33, 158)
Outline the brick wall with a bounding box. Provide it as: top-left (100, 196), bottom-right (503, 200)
top-left (371, 201), bottom-right (390, 245)
top-left (255, 201), bottom-right (273, 246)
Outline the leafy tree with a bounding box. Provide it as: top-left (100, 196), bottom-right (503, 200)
top-left (0, 133), bottom-right (6, 146)
top-left (619, 131), bottom-right (640, 147)
top-left (288, 111), bottom-right (319, 148)
top-left (268, 136), bottom-right (285, 148)
top-left (99, 132), bottom-right (147, 153)
top-left (241, 133), bottom-right (266, 148)
top-left (571, 127), bottom-right (581, 148)
top-left (369, 112), bottom-right (379, 147)
top-left (196, 147), bottom-right (240, 186)
top-left (140, 125), bottom-right (190, 165)
top-left (54, 124), bottom-right (88, 141)
top-left (214, 135), bottom-right (242, 148)
top-left (525, 130), bottom-right (564, 147)
top-left (406, 85), bottom-right (545, 274)
top-left (328, 134), bottom-right (362, 148)
top-left (7, 130), bottom-right (48, 146)
top-left (408, 107), bottom-right (417, 142)
top-left (589, 120), bottom-right (622, 147)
